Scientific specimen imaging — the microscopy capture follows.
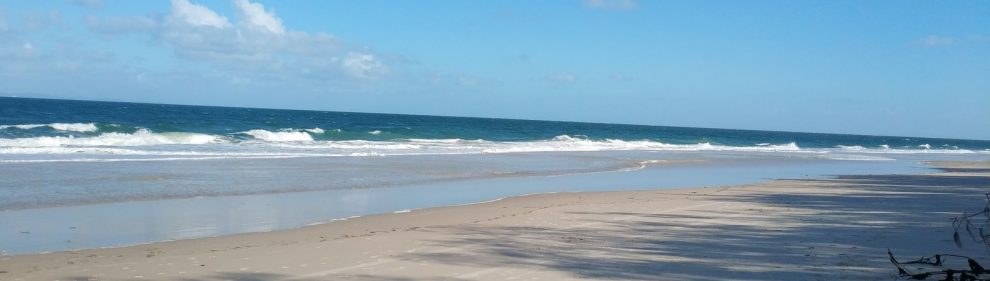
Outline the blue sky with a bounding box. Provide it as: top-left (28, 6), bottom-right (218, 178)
top-left (0, 0), bottom-right (987, 139)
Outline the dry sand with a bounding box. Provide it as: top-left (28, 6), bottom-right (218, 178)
top-left (2, 161), bottom-right (989, 280)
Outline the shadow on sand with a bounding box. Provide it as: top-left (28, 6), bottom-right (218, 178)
top-left (400, 174), bottom-right (989, 280)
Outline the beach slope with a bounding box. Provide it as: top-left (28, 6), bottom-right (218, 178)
top-left (2, 161), bottom-right (989, 280)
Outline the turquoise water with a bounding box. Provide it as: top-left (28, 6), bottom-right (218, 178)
top-left (0, 97), bottom-right (988, 254)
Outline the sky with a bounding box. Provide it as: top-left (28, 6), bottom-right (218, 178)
top-left (0, 0), bottom-right (987, 140)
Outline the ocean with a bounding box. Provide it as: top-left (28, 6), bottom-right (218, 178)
top-left (3, 97), bottom-right (987, 160)
top-left (1, 96), bottom-right (988, 254)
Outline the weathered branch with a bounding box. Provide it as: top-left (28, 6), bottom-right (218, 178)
top-left (890, 193), bottom-right (990, 280)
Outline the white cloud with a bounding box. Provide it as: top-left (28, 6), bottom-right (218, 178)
top-left (919, 35), bottom-right (954, 47)
top-left (19, 0), bottom-right (398, 98)
top-left (342, 52), bottom-right (386, 79)
top-left (90, 0), bottom-right (388, 84)
top-left (233, 0), bottom-right (284, 34)
top-left (169, 0), bottom-right (230, 28)
top-left (583, 0), bottom-right (636, 11)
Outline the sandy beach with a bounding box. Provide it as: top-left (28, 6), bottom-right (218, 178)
top-left (2, 161), bottom-right (988, 280)
top-left (2, 0), bottom-right (987, 279)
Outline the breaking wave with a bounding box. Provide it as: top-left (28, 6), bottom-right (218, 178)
top-left (0, 122), bottom-right (100, 132)
top-left (239, 129), bottom-right (314, 142)
top-left (478, 135), bottom-right (802, 153)
top-left (836, 144), bottom-right (979, 154)
top-left (304, 128), bottom-right (325, 134)
top-left (1, 129), bottom-right (986, 163)
top-left (0, 128), bottom-right (219, 147)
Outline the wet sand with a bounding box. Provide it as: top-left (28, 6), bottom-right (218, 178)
top-left (1, 161), bottom-right (988, 280)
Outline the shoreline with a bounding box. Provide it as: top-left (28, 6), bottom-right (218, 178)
top-left (2, 161), bottom-right (988, 280)
top-left (3, 153), bottom-right (936, 256)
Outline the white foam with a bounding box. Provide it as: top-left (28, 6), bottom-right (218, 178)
top-left (481, 136), bottom-right (802, 154)
top-left (49, 123), bottom-right (99, 132)
top-left (0, 146), bottom-right (158, 155)
top-left (240, 129), bottom-right (313, 142)
top-left (451, 197), bottom-right (507, 207)
top-left (0, 123), bottom-right (99, 132)
top-left (304, 128), bottom-right (325, 134)
top-left (0, 129), bottom-right (219, 147)
top-left (824, 154), bottom-right (896, 161)
top-left (368, 130), bottom-right (382, 135)
top-left (0, 124), bottom-right (44, 130)
top-left (220, 136), bottom-right (808, 156)
top-left (274, 140), bottom-right (423, 150)
top-left (407, 138), bottom-right (471, 143)
top-left (0, 155), bottom-right (307, 163)
top-left (2, 131), bottom-right (985, 163)
top-left (329, 215), bottom-right (361, 223)
top-left (837, 145), bottom-right (866, 151)
top-left (619, 160), bottom-right (672, 172)
top-left (348, 152), bottom-right (385, 157)
top-left (830, 146), bottom-right (980, 155)
top-left (0, 146), bottom-right (336, 158)
top-left (828, 144), bottom-right (981, 155)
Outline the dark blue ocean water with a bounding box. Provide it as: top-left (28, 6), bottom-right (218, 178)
top-left (2, 96), bottom-right (988, 152)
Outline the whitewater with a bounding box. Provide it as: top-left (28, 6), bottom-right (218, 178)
top-left (2, 124), bottom-right (986, 164)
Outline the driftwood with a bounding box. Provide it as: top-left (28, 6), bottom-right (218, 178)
top-left (890, 194), bottom-right (990, 280)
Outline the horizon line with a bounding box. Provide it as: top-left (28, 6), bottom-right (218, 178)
top-left (2, 95), bottom-right (987, 142)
